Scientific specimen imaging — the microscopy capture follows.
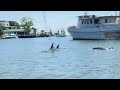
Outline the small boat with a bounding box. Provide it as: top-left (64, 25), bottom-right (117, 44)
top-left (56, 30), bottom-right (66, 37)
top-left (2, 34), bottom-right (18, 39)
top-left (7, 34), bottom-right (18, 39)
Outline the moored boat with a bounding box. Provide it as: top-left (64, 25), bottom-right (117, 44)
top-left (68, 13), bottom-right (120, 40)
top-left (1, 33), bottom-right (18, 39)
top-left (56, 30), bottom-right (66, 37)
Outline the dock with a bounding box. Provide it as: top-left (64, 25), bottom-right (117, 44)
top-left (18, 35), bottom-right (37, 38)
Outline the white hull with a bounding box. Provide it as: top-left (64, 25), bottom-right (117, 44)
top-left (2, 34), bottom-right (18, 39)
top-left (69, 31), bottom-right (105, 40)
top-left (68, 26), bottom-right (120, 40)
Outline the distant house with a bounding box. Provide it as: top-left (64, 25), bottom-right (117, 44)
top-left (0, 20), bottom-right (10, 27)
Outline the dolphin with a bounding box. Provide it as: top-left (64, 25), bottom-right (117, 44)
top-left (49, 43), bottom-right (58, 52)
top-left (41, 43), bottom-right (55, 53)
top-left (56, 44), bottom-right (60, 49)
top-left (41, 43), bottom-right (61, 53)
top-left (93, 47), bottom-right (107, 50)
top-left (50, 43), bottom-right (54, 50)
top-left (93, 47), bottom-right (114, 50)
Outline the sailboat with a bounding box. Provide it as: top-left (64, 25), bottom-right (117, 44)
top-left (43, 11), bottom-right (51, 37)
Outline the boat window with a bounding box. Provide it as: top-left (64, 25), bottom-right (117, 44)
top-left (82, 21), bottom-right (83, 24)
top-left (94, 19), bottom-right (100, 24)
top-left (105, 19), bottom-right (107, 23)
top-left (90, 20), bottom-right (92, 24)
top-left (87, 21), bottom-right (89, 24)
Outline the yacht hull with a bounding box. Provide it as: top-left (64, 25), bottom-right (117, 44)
top-left (68, 27), bottom-right (120, 40)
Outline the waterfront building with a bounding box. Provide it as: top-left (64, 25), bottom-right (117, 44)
top-left (0, 20), bottom-right (36, 36)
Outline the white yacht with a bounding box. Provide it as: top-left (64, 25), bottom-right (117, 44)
top-left (67, 14), bottom-right (120, 40)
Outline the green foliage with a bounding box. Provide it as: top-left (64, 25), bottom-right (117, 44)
top-left (9, 21), bottom-right (21, 29)
top-left (0, 23), bottom-right (6, 30)
top-left (0, 28), bottom-right (4, 36)
top-left (21, 17), bottom-right (34, 33)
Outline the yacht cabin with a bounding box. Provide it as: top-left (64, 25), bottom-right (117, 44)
top-left (77, 15), bottom-right (120, 28)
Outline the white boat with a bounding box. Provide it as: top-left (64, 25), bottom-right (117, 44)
top-left (56, 30), bottom-right (66, 37)
top-left (67, 14), bottom-right (120, 40)
top-left (2, 33), bottom-right (18, 39)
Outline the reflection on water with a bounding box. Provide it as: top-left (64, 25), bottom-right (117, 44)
top-left (0, 36), bottom-right (120, 79)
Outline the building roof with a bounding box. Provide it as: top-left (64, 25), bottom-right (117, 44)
top-left (0, 20), bottom-right (9, 22)
top-left (97, 16), bottom-right (120, 18)
top-left (4, 29), bottom-right (25, 32)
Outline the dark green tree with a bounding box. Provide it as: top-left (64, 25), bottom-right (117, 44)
top-left (21, 17), bottom-right (34, 33)
top-left (9, 21), bottom-right (21, 29)
top-left (0, 28), bottom-right (4, 37)
top-left (0, 23), bottom-right (5, 30)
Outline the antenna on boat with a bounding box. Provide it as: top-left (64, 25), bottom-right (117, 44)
top-left (115, 11), bottom-right (117, 16)
top-left (84, 11), bottom-right (88, 16)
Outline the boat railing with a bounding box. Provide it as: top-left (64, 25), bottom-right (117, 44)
top-left (102, 23), bottom-right (120, 27)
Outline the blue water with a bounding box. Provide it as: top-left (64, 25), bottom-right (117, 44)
top-left (0, 36), bottom-right (120, 79)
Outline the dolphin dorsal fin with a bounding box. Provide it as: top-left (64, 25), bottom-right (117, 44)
top-left (56, 45), bottom-right (60, 49)
top-left (50, 43), bottom-right (54, 49)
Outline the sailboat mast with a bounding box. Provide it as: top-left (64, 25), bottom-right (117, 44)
top-left (84, 11), bottom-right (88, 16)
top-left (43, 11), bottom-right (48, 32)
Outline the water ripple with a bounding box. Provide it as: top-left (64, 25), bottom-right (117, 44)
top-left (0, 36), bottom-right (120, 78)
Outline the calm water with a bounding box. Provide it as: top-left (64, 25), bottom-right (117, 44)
top-left (0, 36), bottom-right (120, 79)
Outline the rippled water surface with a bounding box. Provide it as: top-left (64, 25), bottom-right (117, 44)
top-left (0, 36), bottom-right (120, 79)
